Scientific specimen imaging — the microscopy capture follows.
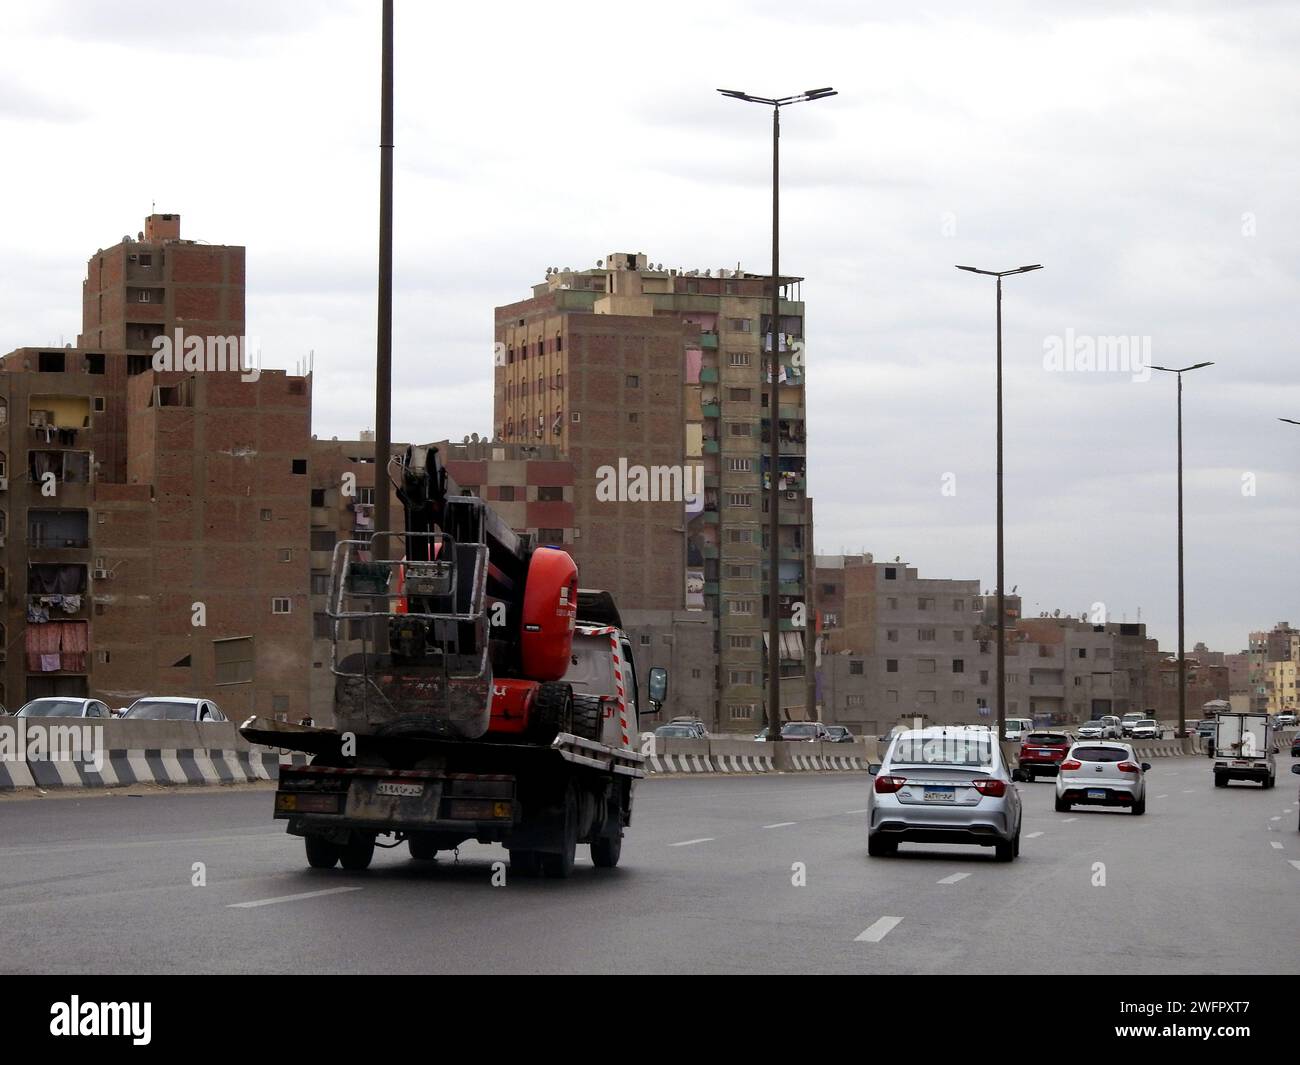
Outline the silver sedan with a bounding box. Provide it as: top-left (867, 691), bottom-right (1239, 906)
top-left (867, 727), bottom-right (1022, 860)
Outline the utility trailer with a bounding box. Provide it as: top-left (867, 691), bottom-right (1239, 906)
top-left (1211, 712), bottom-right (1276, 788)
top-left (240, 444), bottom-right (657, 878)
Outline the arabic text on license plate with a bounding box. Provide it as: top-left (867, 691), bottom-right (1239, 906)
top-left (1087, 789), bottom-right (1106, 799)
top-left (923, 787), bottom-right (955, 802)
top-left (377, 781), bottom-right (424, 797)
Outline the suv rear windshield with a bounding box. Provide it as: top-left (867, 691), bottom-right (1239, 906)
top-left (1026, 733), bottom-right (1068, 745)
top-left (1072, 746), bottom-right (1129, 763)
top-left (892, 735), bottom-right (993, 767)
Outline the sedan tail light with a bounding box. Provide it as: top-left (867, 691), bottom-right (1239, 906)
top-left (972, 778), bottom-right (1007, 797)
top-left (873, 775), bottom-right (907, 794)
top-left (1117, 761), bottom-right (1140, 774)
top-left (1060, 759), bottom-right (1082, 771)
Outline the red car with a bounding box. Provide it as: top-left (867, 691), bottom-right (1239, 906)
top-left (1018, 731), bottom-right (1073, 780)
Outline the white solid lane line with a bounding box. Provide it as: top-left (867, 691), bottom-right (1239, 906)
top-left (1061, 817), bottom-right (1078, 822)
top-left (1026, 831), bottom-right (1044, 839)
top-left (763, 822), bottom-right (797, 829)
top-left (937, 872), bottom-right (971, 885)
top-left (855, 916), bottom-right (903, 942)
top-left (1270, 842), bottom-right (1284, 850)
top-left (228, 886), bottom-right (363, 909)
top-left (669, 837), bottom-right (714, 847)
top-left (845, 808), bottom-right (870, 814)
top-left (1157, 794), bottom-right (1169, 799)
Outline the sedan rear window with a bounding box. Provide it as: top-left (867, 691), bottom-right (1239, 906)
top-left (1071, 746), bottom-right (1129, 763)
top-left (892, 735), bottom-right (993, 767)
top-left (126, 701), bottom-right (196, 721)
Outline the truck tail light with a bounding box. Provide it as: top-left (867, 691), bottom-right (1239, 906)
top-left (972, 778), bottom-right (1007, 797)
top-left (873, 775), bottom-right (907, 794)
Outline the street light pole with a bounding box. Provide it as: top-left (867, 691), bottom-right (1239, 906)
top-left (1151, 362), bottom-right (1213, 739)
top-left (719, 87), bottom-right (836, 744)
top-left (374, 0), bottom-right (394, 545)
top-left (955, 264), bottom-right (1042, 743)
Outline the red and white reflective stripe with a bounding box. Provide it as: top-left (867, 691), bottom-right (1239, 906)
top-left (608, 631), bottom-right (629, 747)
top-left (577, 625), bottom-right (619, 636)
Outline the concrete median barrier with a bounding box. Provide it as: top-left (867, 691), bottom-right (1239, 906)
top-left (0, 719), bottom-right (282, 792)
top-left (645, 736), bottom-right (873, 775)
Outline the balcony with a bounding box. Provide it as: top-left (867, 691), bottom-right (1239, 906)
top-left (699, 333), bottom-right (718, 349)
top-left (701, 403), bottom-right (721, 418)
top-left (699, 367), bottom-right (719, 383)
top-left (703, 439), bottom-right (720, 455)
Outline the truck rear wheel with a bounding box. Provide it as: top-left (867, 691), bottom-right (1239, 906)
top-left (305, 835), bottom-right (340, 869)
top-left (340, 831), bottom-right (375, 871)
top-left (540, 784), bottom-right (578, 879)
top-left (591, 831), bottom-right (622, 868)
top-left (509, 850), bottom-right (542, 877)
top-left (572, 698), bottom-right (603, 742)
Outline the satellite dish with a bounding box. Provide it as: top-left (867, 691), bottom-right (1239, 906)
top-left (463, 435), bottom-right (470, 444)
top-left (704, 269), bottom-right (711, 277)
top-left (471, 432), bottom-right (480, 443)
top-left (596, 259), bottom-right (603, 268)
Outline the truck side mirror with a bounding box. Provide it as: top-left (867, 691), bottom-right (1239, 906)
top-left (647, 667), bottom-right (668, 712)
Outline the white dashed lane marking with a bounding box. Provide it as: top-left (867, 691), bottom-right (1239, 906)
top-left (855, 916), bottom-right (903, 942)
top-left (1271, 817), bottom-right (1282, 822)
top-left (669, 838), bottom-right (714, 847)
top-left (845, 808), bottom-right (870, 814)
top-left (228, 887), bottom-right (363, 909)
top-left (1290, 861), bottom-right (1300, 872)
top-left (1026, 831), bottom-right (1044, 839)
top-left (762, 822), bottom-right (797, 829)
top-left (1270, 842), bottom-right (1284, 850)
top-left (937, 872), bottom-right (971, 885)
top-left (1156, 794), bottom-right (1169, 799)
top-left (1061, 817), bottom-right (1078, 822)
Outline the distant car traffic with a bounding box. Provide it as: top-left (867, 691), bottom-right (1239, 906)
top-left (1130, 719), bottom-right (1160, 740)
top-left (781, 721), bottom-right (830, 742)
top-left (122, 697), bottom-right (228, 722)
top-left (1018, 731), bottom-right (1072, 779)
top-left (1120, 712), bottom-right (1145, 736)
top-left (1276, 712), bottom-right (1297, 728)
top-left (1055, 742), bottom-right (1150, 814)
top-left (654, 724), bottom-right (700, 739)
top-left (867, 726), bottom-right (1022, 861)
top-left (824, 725), bottom-right (855, 743)
top-left (15, 698), bottom-right (114, 719)
top-left (666, 716), bottom-right (708, 738)
top-left (1076, 720), bottom-right (1120, 740)
top-left (1292, 735), bottom-right (1300, 759)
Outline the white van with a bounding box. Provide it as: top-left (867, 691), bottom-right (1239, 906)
top-left (1003, 717), bottom-right (1033, 742)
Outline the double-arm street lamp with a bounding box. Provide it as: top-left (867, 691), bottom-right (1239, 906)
top-left (1150, 361), bottom-right (1214, 738)
top-left (719, 87), bottom-right (836, 745)
top-left (954, 264), bottom-right (1042, 743)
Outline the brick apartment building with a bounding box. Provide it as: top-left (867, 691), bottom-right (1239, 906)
top-left (494, 252), bottom-right (811, 731)
top-left (0, 213), bottom-right (313, 717)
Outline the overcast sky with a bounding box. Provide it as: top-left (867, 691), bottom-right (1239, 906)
top-left (2, 0), bottom-right (1297, 653)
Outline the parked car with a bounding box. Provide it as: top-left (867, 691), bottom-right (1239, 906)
top-left (867, 727), bottom-right (1021, 860)
top-left (666, 716), bottom-right (708, 738)
top-left (654, 724), bottom-right (700, 739)
top-left (1017, 731), bottom-right (1073, 780)
top-left (1055, 741), bottom-right (1150, 814)
top-left (1120, 712), bottom-right (1145, 737)
top-left (15, 698), bottom-right (114, 719)
top-left (781, 721), bottom-right (830, 742)
top-left (121, 697), bottom-right (228, 722)
top-left (824, 725), bottom-right (855, 743)
top-left (1130, 719), bottom-right (1160, 740)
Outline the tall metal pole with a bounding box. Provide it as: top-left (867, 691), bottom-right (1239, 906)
top-left (374, 0), bottom-right (394, 545)
top-left (768, 102), bottom-right (782, 743)
top-left (995, 277), bottom-right (1005, 743)
top-left (1177, 372), bottom-right (1185, 737)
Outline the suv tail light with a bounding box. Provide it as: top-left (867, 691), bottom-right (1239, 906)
top-left (1060, 759), bottom-right (1082, 771)
top-left (972, 778), bottom-right (1007, 797)
top-left (873, 775), bottom-right (907, 794)
top-left (1117, 761), bottom-right (1140, 774)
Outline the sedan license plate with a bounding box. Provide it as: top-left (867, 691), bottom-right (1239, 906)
top-left (923, 786), bottom-right (956, 802)
top-left (377, 780), bottom-right (424, 798)
top-left (1086, 789), bottom-right (1106, 799)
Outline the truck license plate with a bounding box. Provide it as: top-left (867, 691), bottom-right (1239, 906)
top-left (377, 781), bottom-right (424, 797)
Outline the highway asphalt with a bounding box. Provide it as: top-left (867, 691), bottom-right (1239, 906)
top-left (1, 757), bottom-right (1296, 974)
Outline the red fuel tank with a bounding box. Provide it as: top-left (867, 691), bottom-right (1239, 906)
top-left (519, 547), bottom-right (578, 681)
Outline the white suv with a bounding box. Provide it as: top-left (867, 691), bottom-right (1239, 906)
top-left (1056, 741), bottom-right (1149, 814)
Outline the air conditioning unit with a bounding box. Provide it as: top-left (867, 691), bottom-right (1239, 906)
top-left (94, 568), bottom-right (111, 581)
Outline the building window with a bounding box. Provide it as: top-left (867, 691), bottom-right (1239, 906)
top-left (887, 597), bottom-right (898, 610)
top-left (884, 567), bottom-right (897, 580)
top-left (886, 659), bottom-right (898, 673)
top-left (272, 598), bottom-right (292, 614)
top-left (886, 690), bottom-right (899, 703)
top-left (728, 352), bottom-right (751, 367)
top-left (953, 599), bottom-right (964, 612)
top-left (918, 597), bottom-right (934, 610)
top-left (537, 528), bottom-right (564, 543)
top-left (260, 509), bottom-right (272, 521)
top-left (729, 635), bottom-right (753, 649)
top-left (728, 493), bottom-right (752, 508)
top-left (729, 599), bottom-right (755, 615)
top-left (917, 659), bottom-right (936, 674)
top-left (952, 658), bottom-right (965, 673)
top-left (640, 634), bottom-right (652, 646)
top-left (728, 422), bottom-right (752, 437)
top-left (214, 636), bottom-right (254, 685)
top-left (726, 564), bottom-right (754, 579)
top-left (953, 630), bottom-right (965, 642)
top-left (953, 690), bottom-right (965, 704)
top-left (729, 703), bottom-right (755, 720)
top-left (310, 531), bottom-right (336, 552)
top-left (626, 374), bottom-right (640, 387)
top-left (537, 486), bottom-right (564, 502)
top-left (850, 660), bottom-right (864, 675)
top-left (918, 628), bottom-right (936, 641)
top-left (571, 411), bottom-right (581, 423)
top-left (291, 459), bottom-right (307, 475)
top-left (691, 668), bottom-right (701, 679)
top-left (727, 458), bottom-right (753, 472)
top-left (918, 690), bottom-right (937, 704)
top-left (727, 529), bottom-right (751, 543)
top-left (313, 613), bottom-right (332, 638)
top-left (628, 412), bottom-right (639, 424)
top-left (1077, 648), bottom-right (1087, 658)
top-left (279, 549), bottom-right (292, 563)
top-left (846, 694), bottom-right (865, 707)
top-left (311, 573), bottom-right (329, 595)
top-left (729, 670), bottom-right (756, 685)
top-left (727, 318), bottom-right (753, 332)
